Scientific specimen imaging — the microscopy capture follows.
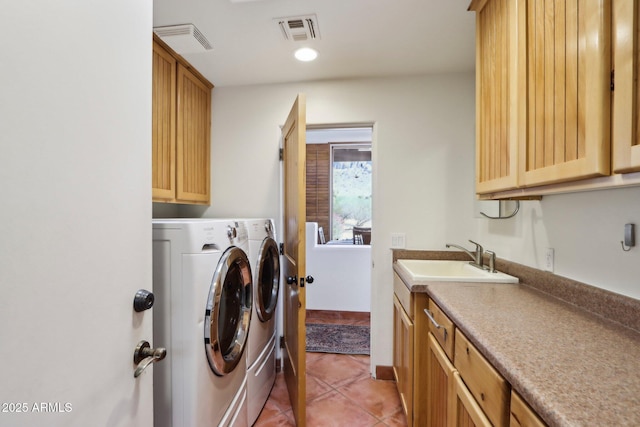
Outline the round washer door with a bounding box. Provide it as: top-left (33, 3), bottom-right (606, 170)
top-left (256, 237), bottom-right (280, 322)
top-left (204, 246), bottom-right (253, 376)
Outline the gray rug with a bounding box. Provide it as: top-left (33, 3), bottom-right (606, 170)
top-left (305, 323), bottom-right (370, 355)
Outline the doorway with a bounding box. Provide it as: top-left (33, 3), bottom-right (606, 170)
top-left (304, 124), bottom-right (373, 350)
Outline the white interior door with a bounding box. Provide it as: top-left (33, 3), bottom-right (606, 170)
top-left (0, 2), bottom-right (154, 426)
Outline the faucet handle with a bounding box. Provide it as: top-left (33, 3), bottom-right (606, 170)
top-left (468, 240), bottom-right (483, 251)
top-left (468, 240), bottom-right (484, 267)
top-left (485, 250), bottom-right (496, 273)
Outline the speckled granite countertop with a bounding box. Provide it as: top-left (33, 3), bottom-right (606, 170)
top-left (393, 257), bottom-right (640, 427)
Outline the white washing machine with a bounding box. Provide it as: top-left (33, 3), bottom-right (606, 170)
top-left (152, 219), bottom-right (252, 427)
top-left (241, 219), bottom-right (280, 425)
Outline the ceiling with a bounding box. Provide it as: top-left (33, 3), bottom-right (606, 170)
top-left (153, 0), bottom-right (476, 87)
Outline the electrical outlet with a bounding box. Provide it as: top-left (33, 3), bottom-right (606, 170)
top-left (545, 248), bottom-right (555, 272)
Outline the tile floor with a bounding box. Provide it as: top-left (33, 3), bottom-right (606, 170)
top-left (253, 310), bottom-right (407, 426)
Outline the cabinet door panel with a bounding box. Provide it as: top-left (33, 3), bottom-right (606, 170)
top-left (393, 295), bottom-right (414, 426)
top-left (510, 391), bottom-right (547, 427)
top-left (612, 0), bottom-right (640, 172)
top-left (454, 373), bottom-right (493, 427)
top-left (176, 64), bottom-right (211, 204)
top-left (474, 0), bottom-right (520, 194)
top-left (428, 333), bottom-right (456, 427)
top-left (152, 42), bottom-right (176, 201)
top-left (520, 0), bottom-right (611, 186)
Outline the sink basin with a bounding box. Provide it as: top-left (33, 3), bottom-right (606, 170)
top-left (396, 259), bottom-right (519, 283)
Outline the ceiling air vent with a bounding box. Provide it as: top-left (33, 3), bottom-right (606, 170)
top-left (153, 24), bottom-right (213, 54)
top-left (274, 14), bottom-right (320, 42)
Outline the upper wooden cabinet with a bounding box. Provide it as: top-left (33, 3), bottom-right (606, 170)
top-left (473, 0), bottom-right (519, 194)
top-left (612, 0), bottom-right (640, 173)
top-left (519, 0), bottom-right (611, 187)
top-left (470, 0), bottom-right (633, 197)
top-left (152, 35), bottom-right (213, 204)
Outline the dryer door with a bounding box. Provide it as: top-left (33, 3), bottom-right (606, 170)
top-left (256, 237), bottom-right (280, 322)
top-left (204, 246), bottom-right (253, 376)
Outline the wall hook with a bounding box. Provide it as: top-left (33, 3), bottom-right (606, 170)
top-left (621, 241), bottom-right (632, 252)
top-left (480, 200), bottom-right (520, 220)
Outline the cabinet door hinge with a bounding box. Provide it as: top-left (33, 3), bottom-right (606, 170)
top-left (611, 70), bottom-right (615, 92)
top-left (279, 148), bottom-right (284, 161)
top-left (279, 242), bottom-right (284, 255)
top-left (279, 335), bottom-right (285, 348)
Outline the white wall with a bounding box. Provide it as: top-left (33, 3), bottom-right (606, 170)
top-left (0, 1), bottom-right (153, 425)
top-left (475, 187), bottom-right (640, 299)
top-left (305, 223), bottom-right (372, 312)
top-left (188, 73), bottom-right (478, 372)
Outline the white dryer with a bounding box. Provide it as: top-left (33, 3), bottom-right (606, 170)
top-left (241, 218), bottom-right (280, 425)
top-left (152, 219), bottom-right (252, 427)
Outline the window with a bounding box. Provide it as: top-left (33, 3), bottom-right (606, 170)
top-left (306, 126), bottom-right (373, 244)
top-left (331, 144), bottom-right (372, 241)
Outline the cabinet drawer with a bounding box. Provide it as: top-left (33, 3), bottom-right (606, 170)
top-left (454, 329), bottom-right (510, 427)
top-left (426, 300), bottom-right (455, 360)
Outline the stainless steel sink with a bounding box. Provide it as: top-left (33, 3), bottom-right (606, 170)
top-left (396, 259), bottom-right (518, 283)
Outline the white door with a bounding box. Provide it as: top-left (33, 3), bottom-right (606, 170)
top-left (0, 2), bottom-right (154, 426)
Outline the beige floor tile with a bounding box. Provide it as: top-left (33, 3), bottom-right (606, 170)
top-left (337, 376), bottom-right (402, 420)
top-left (306, 390), bottom-right (379, 427)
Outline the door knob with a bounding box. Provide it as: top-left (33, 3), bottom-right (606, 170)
top-left (133, 340), bottom-right (166, 378)
top-left (133, 289), bottom-right (154, 312)
top-left (305, 275), bottom-right (314, 284)
top-left (286, 275), bottom-right (297, 285)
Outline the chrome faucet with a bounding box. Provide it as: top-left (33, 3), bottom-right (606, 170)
top-left (445, 240), bottom-right (484, 270)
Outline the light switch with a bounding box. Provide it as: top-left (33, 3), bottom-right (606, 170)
top-left (391, 233), bottom-right (406, 249)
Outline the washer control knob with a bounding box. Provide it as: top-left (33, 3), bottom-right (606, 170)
top-left (133, 289), bottom-right (154, 312)
top-left (227, 226), bottom-right (237, 239)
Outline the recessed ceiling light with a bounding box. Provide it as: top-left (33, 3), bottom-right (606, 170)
top-left (294, 47), bottom-right (318, 62)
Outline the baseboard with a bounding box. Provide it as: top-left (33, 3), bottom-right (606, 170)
top-left (375, 365), bottom-right (394, 380)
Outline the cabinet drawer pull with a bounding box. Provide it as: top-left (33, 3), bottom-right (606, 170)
top-left (424, 309), bottom-right (447, 342)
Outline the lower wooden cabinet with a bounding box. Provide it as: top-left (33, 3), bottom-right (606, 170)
top-left (393, 272), bottom-right (547, 427)
top-left (392, 273), bottom-right (428, 426)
